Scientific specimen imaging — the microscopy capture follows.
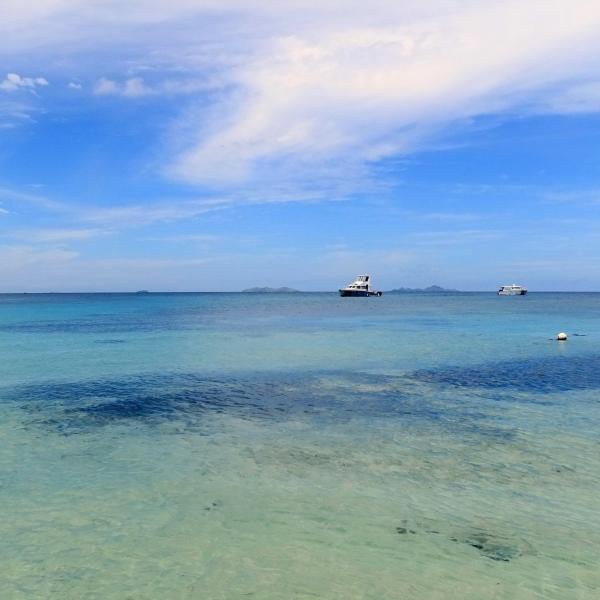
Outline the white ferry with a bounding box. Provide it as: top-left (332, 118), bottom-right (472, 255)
top-left (339, 274), bottom-right (383, 297)
top-left (498, 284), bottom-right (527, 296)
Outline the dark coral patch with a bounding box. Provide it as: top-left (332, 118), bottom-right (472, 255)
top-left (413, 354), bottom-right (600, 393)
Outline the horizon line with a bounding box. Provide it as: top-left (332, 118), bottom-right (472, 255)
top-left (2, 290), bottom-right (600, 295)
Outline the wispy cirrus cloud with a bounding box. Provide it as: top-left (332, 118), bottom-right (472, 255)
top-left (543, 81), bottom-right (600, 114)
top-left (2, 1), bottom-right (600, 196)
top-left (144, 233), bottom-right (220, 244)
top-left (0, 97), bottom-right (40, 128)
top-left (13, 227), bottom-right (112, 244)
top-left (541, 188), bottom-right (600, 205)
top-left (167, 1), bottom-right (600, 189)
top-left (407, 229), bottom-right (504, 246)
top-left (0, 186), bottom-right (68, 211)
top-left (0, 244), bottom-right (78, 271)
top-left (81, 198), bottom-right (230, 226)
top-left (409, 212), bottom-right (489, 223)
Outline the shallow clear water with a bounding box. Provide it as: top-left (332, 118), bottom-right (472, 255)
top-left (1, 292), bottom-right (599, 598)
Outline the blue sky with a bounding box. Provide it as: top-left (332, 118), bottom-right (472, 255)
top-left (1, 0), bottom-right (600, 291)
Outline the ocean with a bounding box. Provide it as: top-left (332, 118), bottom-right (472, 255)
top-left (1, 292), bottom-right (599, 599)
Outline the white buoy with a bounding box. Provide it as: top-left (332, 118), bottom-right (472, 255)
top-left (557, 332), bottom-right (568, 341)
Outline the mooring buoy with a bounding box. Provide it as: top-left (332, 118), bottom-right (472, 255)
top-left (556, 332), bottom-right (568, 341)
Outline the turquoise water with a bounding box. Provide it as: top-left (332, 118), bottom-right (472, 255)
top-left (1, 292), bottom-right (599, 598)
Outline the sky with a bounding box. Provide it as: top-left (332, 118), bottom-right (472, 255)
top-left (1, 0), bottom-right (600, 291)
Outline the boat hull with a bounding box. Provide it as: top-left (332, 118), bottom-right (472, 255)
top-left (498, 290), bottom-right (527, 296)
top-left (339, 289), bottom-right (382, 297)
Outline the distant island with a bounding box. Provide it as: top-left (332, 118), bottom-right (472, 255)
top-left (387, 285), bottom-right (460, 293)
top-left (241, 287), bottom-right (300, 293)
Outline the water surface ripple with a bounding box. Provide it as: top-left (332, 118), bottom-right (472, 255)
top-left (1, 292), bottom-right (599, 599)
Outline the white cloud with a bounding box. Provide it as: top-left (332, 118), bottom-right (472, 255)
top-left (82, 197), bottom-right (229, 225)
top-left (123, 77), bottom-right (151, 97)
top-left (168, 1), bottom-right (600, 187)
top-left (93, 76), bottom-right (152, 96)
top-left (19, 228), bottom-right (111, 243)
top-left (546, 81), bottom-right (600, 114)
top-left (0, 244), bottom-right (77, 271)
top-left (80, 185), bottom-right (361, 227)
top-left (93, 77), bottom-right (118, 95)
top-left (68, 81), bottom-right (82, 89)
top-left (2, 1), bottom-right (600, 195)
top-left (0, 207), bottom-right (9, 214)
top-left (0, 186), bottom-right (68, 211)
top-left (0, 72), bottom-right (48, 92)
top-left (407, 229), bottom-right (504, 246)
top-left (147, 233), bottom-right (220, 243)
top-left (410, 212), bottom-right (487, 222)
top-left (542, 188), bottom-right (600, 206)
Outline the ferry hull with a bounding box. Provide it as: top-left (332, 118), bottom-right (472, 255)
top-left (498, 290), bottom-right (527, 296)
top-left (339, 289), bottom-right (382, 297)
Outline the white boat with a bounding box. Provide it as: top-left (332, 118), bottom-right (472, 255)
top-left (498, 284), bottom-right (527, 296)
top-left (339, 274), bottom-right (383, 297)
